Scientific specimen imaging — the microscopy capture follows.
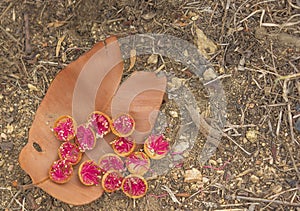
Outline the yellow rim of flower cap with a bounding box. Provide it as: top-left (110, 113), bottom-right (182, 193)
top-left (78, 160), bottom-right (101, 186)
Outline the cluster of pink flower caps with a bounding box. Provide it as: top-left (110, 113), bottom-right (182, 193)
top-left (49, 111), bottom-right (170, 199)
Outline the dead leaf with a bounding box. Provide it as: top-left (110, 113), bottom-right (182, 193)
top-left (19, 36), bottom-right (166, 205)
top-left (56, 34), bottom-right (66, 57)
top-left (127, 49), bottom-right (136, 71)
top-left (19, 37), bottom-right (123, 205)
top-left (194, 26), bottom-right (217, 59)
top-left (47, 21), bottom-right (67, 28)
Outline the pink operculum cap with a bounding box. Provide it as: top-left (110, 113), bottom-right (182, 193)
top-left (126, 152), bottom-right (150, 176)
top-left (99, 153), bottom-right (125, 172)
top-left (53, 116), bottom-right (76, 141)
top-left (49, 159), bottom-right (73, 184)
top-left (111, 136), bottom-right (135, 157)
top-left (76, 124), bottom-right (96, 152)
top-left (122, 175), bottom-right (148, 198)
top-left (145, 134), bottom-right (170, 159)
top-left (102, 170), bottom-right (123, 193)
top-left (111, 114), bottom-right (135, 137)
top-left (78, 160), bottom-right (102, 186)
top-left (58, 141), bottom-right (82, 165)
top-left (88, 111), bottom-right (111, 138)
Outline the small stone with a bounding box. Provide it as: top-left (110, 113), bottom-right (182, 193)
top-left (184, 168), bottom-right (202, 183)
top-left (8, 164), bottom-right (13, 172)
top-left (246, 130), bottom-right (258, 143)
top-left (35, 197), bottom-right (43, 205)
top-left (202, 177), bottom-right (209, 184)
top-left (0, 160), bottom-right (5, 167)
top-left (169, 111), bottom-right (178, 118)
top-left (6, 125), bottom-right (14, 134)
top-left (0, 133), bottom-right (7, 140)
top-left (203, 68), bottom-right (217, 81)
top-left (0, 93), bottom-right (3, 100)
top-left (250, 175), bottom-right (259, 183)
top-left (147, 54), bottom-right (158, 64)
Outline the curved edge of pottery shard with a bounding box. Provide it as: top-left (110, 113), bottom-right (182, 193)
top-left (111, 71), bottom-right (167, 143)
top-left (18, 36), bottom-right (124, 205)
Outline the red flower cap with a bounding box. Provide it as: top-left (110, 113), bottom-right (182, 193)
top-left (75, 124), bottom-right (96, 152)
top-left (49, 159), bottom-right (73, 184)
top-left (53, 115), bottom-right (77, 141)
top-left (88, 111), bottom-right (111, 138)
top-left (121, 174), bottom-right (148, 199)
top-left (58, 141), bottom-right (82, 165)
top-left (111, 136), bottom-right (136, 157)
top-left (126, 152), bottom-right (150, 176)
top-left (111, 114), bottom-right (135, 137)
top-left (101, 170), bottom-right (123, 193)
top-left (144, 134), bottom-right (170, 159)
top-left (78, 160), bottom-right (103, 186)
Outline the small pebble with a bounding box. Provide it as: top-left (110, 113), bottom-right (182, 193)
top-left (169, 111), bottom-right (178, 118)
top-left (0, 160), bottom-right (5, 167)
top-left (250, 175), bottom-right (259, 183)
top-left (184, 168), bottom-right (202, 183)
top-left (35, 197), bottom-right (42, 205)
top-left (8, 164), bottom-right (14, 172)
top-left (246, 130), bottom-right (258, 143)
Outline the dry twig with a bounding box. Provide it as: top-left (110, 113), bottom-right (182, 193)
top-left (236, 195), bottom-right (300, 207)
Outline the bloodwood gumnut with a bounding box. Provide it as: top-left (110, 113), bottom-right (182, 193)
top-left (98, 153), bottom-right (125, 172)
top-left (78, 160), bottom-right (103, 186)
top-left (49, 159), bottom-right (73, 184)
top-left (53, 115), bottom-right (77, 141)
top-left (101, 170), bottom-right (123, 193)
top-left (58, 141), bottom-right (82, 165)
top-left (111, 114), bottom-right (135, 137)
top-left (121, 174), bottom-right (148, 199)
top-left (88, 111), bottom-right (111, 138)
top-left (125, 152), bottom-right (150, 176)
top-left (111, 136), bottom-right (136, 157)
top-left (144, 134), bottom-right (170, 159)
top-left (75, 124), bottom-right (96, 152)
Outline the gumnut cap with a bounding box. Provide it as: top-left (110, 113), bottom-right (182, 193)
top-left (101, 170), bottom-right (123, 193)
top-left (121, 174), bottom-right (148, 199)
top-left (88, 111), bottom-right (111, 138)
top-left (111, 136), bottom-right (136, 157)
top-left (53, 115), bottom-right (77, 141)
top-left (78, 160), bottom-right (102, 186)
top-left (111, 114), bottom-right (135, 137)
top-left (58, 141), bottom-right (82, 165)
top-left (126, 152), bottom-right (150, 176)
top-left (144, 134), bottom-right (170, 159)
top-left (49, 159), bottom-right (73, 184)
top-left (75, 124), bottom-right (96, 152)
top-left (98, 153), bottom-right (125, 172)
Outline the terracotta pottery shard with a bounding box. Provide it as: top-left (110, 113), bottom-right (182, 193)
top-left (19, 37), bottom-right (123, 205)
top-left (19, 36), bottom-right (167, 205)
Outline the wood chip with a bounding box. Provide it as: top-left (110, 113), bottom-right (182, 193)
top-left (194, 26), bottom-right (217, 59)
top-left (127, 49), bottom-right (136, 71)
top-left (56, 34), bottom-right (66, 57)
top-left (47, 21), bottom-right (67, 28)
